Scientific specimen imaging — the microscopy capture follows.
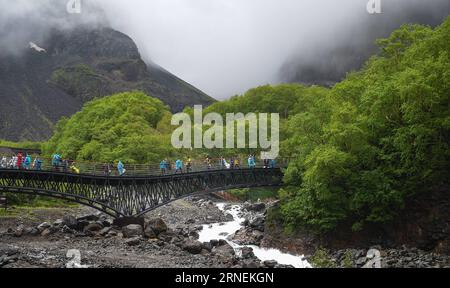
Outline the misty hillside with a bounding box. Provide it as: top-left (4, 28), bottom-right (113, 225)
top-left (280, 1), bottom-right (450, 86)
top-left (0, 27), bottom-right (215, 141)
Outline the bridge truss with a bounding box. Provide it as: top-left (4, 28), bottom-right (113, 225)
top-left (0, 168), bottom-right (283, 218)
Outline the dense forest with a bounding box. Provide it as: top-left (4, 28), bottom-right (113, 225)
top-left (279, 18), bottom-right (449, 232)
top-left (2, 17), bottom-right (449, 233)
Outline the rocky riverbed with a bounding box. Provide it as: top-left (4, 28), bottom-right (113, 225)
top-left (254, 203), bottom-right (450, 269)
top-left (0, 197), bottom-right (280, 268)
top-left (1, 196), bottom-right (449, 268)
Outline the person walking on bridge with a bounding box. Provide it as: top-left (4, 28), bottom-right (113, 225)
top-left (24, 154), bottom-right (32, 170)
top-left (52, 153), bottom-right (62, 171)
top-left (186, 157), bottom-right (192, 173)
top-left (70, 162), bottom-right (80, 174)
top-left (204, 156), bottom-right (212, 170)
top-left (230, 157), bottom-right (235, 169)
top-left (9, 154), bottom-right (17, 169)
top-left (103, 163), bottom-right (111, 176)
top-left (248, 155), bottom-right (256, 169)
top-left (0, 156), bottom-right (7, 168)
top-left (175, 159), bottom-right (183, 174)
top-left (160, 159), bottom-right (167, 175)
top-left (118, 161), bottom-right (126, 176)
top-left (235, 158), bottom-right (240, 169)
top-left (16, 152), bottom-right (23, 170)
top-left (270, 159), bottom-right (276, 169)
top-left (33, 157), bottom-right (42, 171)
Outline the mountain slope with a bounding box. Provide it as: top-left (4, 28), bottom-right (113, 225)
top-left (0, 27), bottom-right (215, 141)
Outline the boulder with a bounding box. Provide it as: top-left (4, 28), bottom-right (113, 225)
top-left (225, 213), bottom-right (234, 221)
top-left (263, 260), bottom-right (278, 268)
top-left (213, 241), bottom-right (235, 258)
top-left (144, 225), bottom-right (157, 239)
top-left (240, 247), bottom-right (255, 259)
top-left (14, 225), bottom-right (25, 237)
top-left (231, 227), bottom-right (264, 246)
top-left (107, 230), bottom-right (118, 237)
top-left (125, 237), bottom-right (141, 246)
top-left (37, 222), bottom-right (51, 232)
top-left (246, 203), bottom-right (266, 212)
top-left (26, 227), bottom-right (40, 236)
top-left (202, 242), bottom-right (213, 252)
top-left (60, 225), bottom-right (74, 234)
top-left (77, 214), bottom-right (99, 222)
top-left (53, 219), bottom-right (64, 227)
top-left (99, 227), bottom-right (112, 236)
top-left (158, 231), bottom-right (176, 243)
top-left (249, 216), bottom-right (265, 232)
top-left (41, 228), bottom-right (54, 237)
top-left (62, 215), bottom-right (78, 229)
top-left (276, 264), bottom-right (295, 268)
top-left (243, 260), bottom-right (259, 268)
top-left (76, 220), bottom-right (90, 232)
top-left (84, 223), bottom-right (104, 233)
top-left (218, 239), bottom-right (228, 246)
top-left (122, 224), bottom-right (143, 238)
top-left (145, 218), bottom-right (168, 236)
top-left (183, 240), bottom-right (204, 255)
top-left (210, 239), bottom-right (219, 247)
top-left (101, 219), bottom-right (112, 228)
top-left (189, 231), bottom-right (199, 240)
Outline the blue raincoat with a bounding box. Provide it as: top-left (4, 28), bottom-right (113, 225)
top-left (248, 157), bottom-right (256, 168)
top-left (24, 155), bottom-right (32, 169)
top-left (175, 159), bottom-right (183, 170)
top-left (118, 161), bottom-right (125, 176)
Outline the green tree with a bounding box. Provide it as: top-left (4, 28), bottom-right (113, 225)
top-left (43, 91), bottom-right (174, 163)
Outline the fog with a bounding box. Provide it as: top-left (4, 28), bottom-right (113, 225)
top-left (1, 0), bottom-right (449, 99)
top-left (0, 0), bottom-right (106, 56)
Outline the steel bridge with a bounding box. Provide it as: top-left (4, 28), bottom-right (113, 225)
top-left (0, 168), bottom-right (283, 218)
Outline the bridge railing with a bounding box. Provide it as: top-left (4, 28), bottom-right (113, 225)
top-left (0, 155), bottom-right (288, 177)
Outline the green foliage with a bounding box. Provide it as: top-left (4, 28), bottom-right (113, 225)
top-left (229, 187), bottom-right (279, 202)
top-left (309, 248), bottom-right (337, 268)
top-left (280, 17), bottom-right (450, 232)
top-left (341, 251), bottom-right (355, 268)
top-left (3, 193), bottom-right (76, 208)
top-left (200, 84), bottom-right (330, 159)
top-left (43, 91), bottom-right (174, 163)
top-left (0, 140), bottom-right (42, 150)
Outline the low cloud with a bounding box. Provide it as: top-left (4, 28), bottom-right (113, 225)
top-left (1, 0), bottom-right (449, 98)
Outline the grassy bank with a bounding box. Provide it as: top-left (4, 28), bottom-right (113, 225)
top-left (228, 187), bottom-right (279, 202)
top-left (1, 194), bottom-right (78, 214)
top-left (0, 140), bottom-right (42, 150)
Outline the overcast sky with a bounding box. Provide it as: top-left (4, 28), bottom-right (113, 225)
top-left (92, 0), bottom-right (449, 99)
top-left (1, 0), bottom-right (449, 99)
top-left (93, 0), bottom-right (369, 99)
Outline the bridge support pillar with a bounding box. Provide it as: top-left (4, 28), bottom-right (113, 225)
top-left (113, 217), bottom-right (145, 228)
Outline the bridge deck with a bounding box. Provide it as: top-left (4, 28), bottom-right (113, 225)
top-left (0, 168), bottom-right (283, 218)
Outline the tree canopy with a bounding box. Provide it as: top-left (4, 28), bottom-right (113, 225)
top-left (281, 17), bottom-right (450, 232)
top-left (43, 91), bottom-right (174, 164)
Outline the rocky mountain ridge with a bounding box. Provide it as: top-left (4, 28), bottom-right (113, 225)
top-left (0, 27), bottom-right (215, 141)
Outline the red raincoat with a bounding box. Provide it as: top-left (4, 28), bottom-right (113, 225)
top-left (17, 152), bottom-right (23, 168)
